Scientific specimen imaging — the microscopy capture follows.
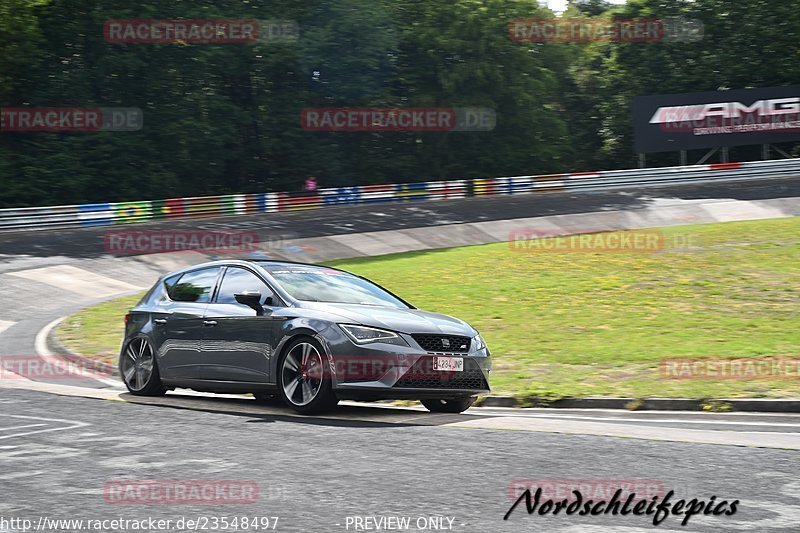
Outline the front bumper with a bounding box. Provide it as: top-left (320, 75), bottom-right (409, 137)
top-left (318, 327), bottom-right (491, 400)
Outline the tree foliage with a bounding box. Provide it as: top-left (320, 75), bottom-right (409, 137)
top-left (0, 0), bottom-right (798, 206)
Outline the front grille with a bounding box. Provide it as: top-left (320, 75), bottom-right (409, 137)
top-left (411, 334), bottom-right (471, 354)
top-left (395, 358), bottom-right (488, 390)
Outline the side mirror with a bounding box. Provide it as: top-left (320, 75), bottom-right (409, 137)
top-left (235, 291), bottom-right (264, 316)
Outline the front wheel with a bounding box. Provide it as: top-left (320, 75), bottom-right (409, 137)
top-left (120, 337), bottom-right (167, 396)
top-left (278, 337), bottom-right (338, 415)
top-left (421, 397), bottom-right (475, 413)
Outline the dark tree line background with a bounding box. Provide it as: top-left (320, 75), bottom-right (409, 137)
top-left (1, 0), bottom-right (799, 207)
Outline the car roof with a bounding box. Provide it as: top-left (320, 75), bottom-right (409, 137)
top-left (162, 259), bottom-right (347, 278)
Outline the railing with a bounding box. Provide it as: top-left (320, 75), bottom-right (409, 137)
top-left (1, 159), bottom-right (798, 232)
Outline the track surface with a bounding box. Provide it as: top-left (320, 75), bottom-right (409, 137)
top-left (0, 389), bottom-right (798, 532)
top-left (1, 178), bottom-right (800, 532)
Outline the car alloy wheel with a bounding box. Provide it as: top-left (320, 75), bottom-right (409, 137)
top-left (278, 337), bottom-right (338, 414)
top-left (120, 337), bottom-right (166, 396)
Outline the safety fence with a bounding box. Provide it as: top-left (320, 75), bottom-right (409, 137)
top-left (1, 158), bottom-right (798, 231)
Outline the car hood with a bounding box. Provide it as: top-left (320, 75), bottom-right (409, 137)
top-left (301, 302), bottom-right (476, 336)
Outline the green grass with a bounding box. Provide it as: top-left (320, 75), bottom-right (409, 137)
top-left (57, 217), bottom-right (800, 399)
top-left (56, 294), bottom-right (143, 365)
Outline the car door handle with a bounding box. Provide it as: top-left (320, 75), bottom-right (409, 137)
top-left (203, 320), bottom-right (218, 327)
top-left (153, 318), bottom-right (168, 325)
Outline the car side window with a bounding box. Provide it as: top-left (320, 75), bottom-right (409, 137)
top-left (137, 275), bottom-right (172, 306)
top-left (216, 267), bottom-right (275, 305)
top-left (170, 268), bottom-right (221, 303)
top-left (163, 273), bottom-right (181, 295)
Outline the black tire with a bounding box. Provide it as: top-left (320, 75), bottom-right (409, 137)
top-left (277, 336), bottom-right (338, 415)
top-left (119, 337), bottom-right (167, 396)
top-left (421, 397), bottom-right (476, 413)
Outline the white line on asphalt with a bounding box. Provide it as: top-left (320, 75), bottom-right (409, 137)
top-left (0, 320), bottom-right (15, 335)
top-left (0, 414), bottom-right (90, 441)
top-left (0, 424), bottom-right (47, 432)
top-left (0, 377), bottom-right (124, 400)
top-left (360, 402), bottom-right (800, 425)
top-left (476, 406), bottom-right (800, 418)
top-left (736, 430), bottom-right (800, 435)
top-left (451, 416), bottom-right (800, 449)
top-left (488, 412), bottom-right (800, 428)
top-left (35, 316), bottom-right (121, 388)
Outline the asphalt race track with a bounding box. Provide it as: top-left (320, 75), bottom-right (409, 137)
top-left (1, 179), bottom-right (800, 532)
top-left (0, 389), bottom-right (798, 532)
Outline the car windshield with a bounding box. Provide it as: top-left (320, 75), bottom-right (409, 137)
top-left (260, 264), bottom-right (408, 308)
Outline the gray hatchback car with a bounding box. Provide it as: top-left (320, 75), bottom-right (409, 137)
top-left (120, 260), bottom-right (491, 414)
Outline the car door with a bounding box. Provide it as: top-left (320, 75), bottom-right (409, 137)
top-left (200, 266), bottom-right (281, 383)
top-left (154, 267), bottom-right (222, 380)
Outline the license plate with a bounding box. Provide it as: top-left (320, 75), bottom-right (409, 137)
top-left (433, 357), bottom-right (463, 372)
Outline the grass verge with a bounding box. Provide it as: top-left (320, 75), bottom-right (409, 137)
top-left (56, 294), bottom-right (143, 365)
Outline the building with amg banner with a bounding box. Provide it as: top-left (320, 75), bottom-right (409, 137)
top-left (632, 85), bottom-right (800, 165)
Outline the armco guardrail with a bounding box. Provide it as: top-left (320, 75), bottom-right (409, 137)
top-left (1, 159), bottom-right (798, 232)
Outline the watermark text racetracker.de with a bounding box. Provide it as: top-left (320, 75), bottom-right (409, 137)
top-left (300, 108), bottom-right (496, 132)
top-left (508, 229), bottom-right (698, 253)
top-left (104, 19), bottom-right (299, 44)
top-left (103, 230), bottom-right (267, 255)
top-left (0, 356), bottom-right (112, 382)
top-left (1, 107), bottom-right (142, 132)
top-left (660, 357), bottom-right (800, 380)
top-left (508, 479), bottom-right (665, 502)
top-left (104, 480), bottom-right (260, 505)
top-left (508, 17), bottom-right (703, 43)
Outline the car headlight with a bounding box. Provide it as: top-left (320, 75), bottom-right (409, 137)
top-left (473, 333), bottom-right (486, 351)
top-left (340, 324), bottom-right (408, 346)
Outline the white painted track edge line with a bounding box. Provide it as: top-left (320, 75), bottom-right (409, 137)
top-left (35, 316), bottom-right (121, 387)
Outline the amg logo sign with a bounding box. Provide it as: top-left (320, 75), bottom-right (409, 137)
top-left (649, 98), bottom-right (800, 124)
top-left (632, 85), bottom-right (800, 152)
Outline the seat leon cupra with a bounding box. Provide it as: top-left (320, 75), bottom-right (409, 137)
top-left (120, 260), bottom-right (491, 414)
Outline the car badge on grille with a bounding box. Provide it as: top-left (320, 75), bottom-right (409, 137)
top-left (442, 338), bottom-right (450, 348)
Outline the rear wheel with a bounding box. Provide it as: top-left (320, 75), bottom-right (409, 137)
top-left (120, 337), bottom-right (166, 396)
top-left (421, 397), bottom-right (475, 413)
top-left (278, 337), bottom-right (338, 415)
